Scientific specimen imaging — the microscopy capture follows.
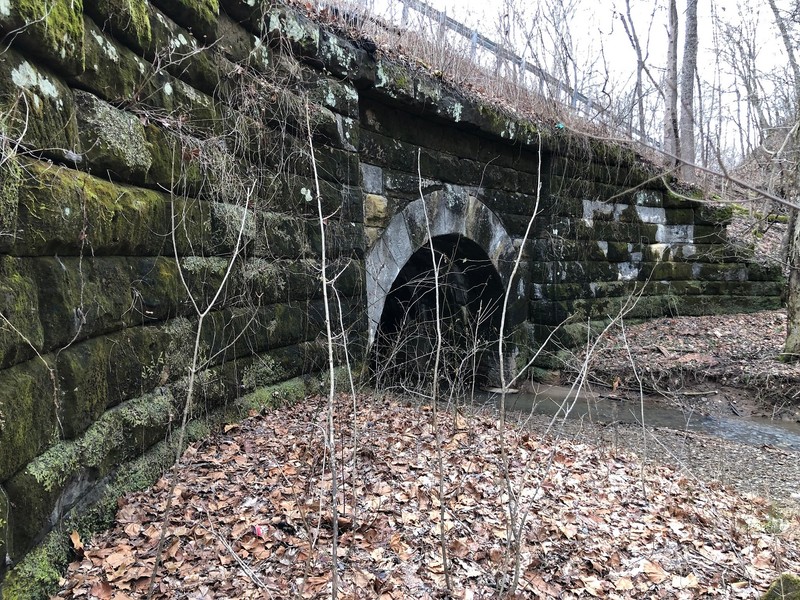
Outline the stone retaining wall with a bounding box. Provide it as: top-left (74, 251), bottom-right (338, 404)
top-left (0, 0), bottom-right (782, 596)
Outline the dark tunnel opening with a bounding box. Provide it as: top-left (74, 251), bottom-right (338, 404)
top-left (371, 234), bottom-right (505, 395)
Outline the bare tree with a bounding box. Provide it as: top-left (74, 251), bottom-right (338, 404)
top-left (664, 0), bottom-right (681, 163)
top-left (679, 0), bottom-right (699, 181)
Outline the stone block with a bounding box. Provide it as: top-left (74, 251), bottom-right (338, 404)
top-left (314, 146), bottom-right (360, 186)
top-left (57, 337), bottom-right (110, 439)
top-left (306, 220), bottom-right (366, 260)
top-left (83, 0), bottom-right (152, 54)
top-left (364, 193), bottom-right (390, 227)
top-left (73, 17), bottom-right (150, 105)
top-left (0, 358), bottom-right (58, 482)
top-left (360, 163), bottom-right (383, 195)
top-left (0, 49), bottom-right (79, 161)
top-left (0, 0), bottom-right (84, 76)
top-left (216, 12), bottom-right (272, 70)
top-left (106, 325), bottom-right (172, 407)
top-left (142, 125), bottom-right (203, 194)
top-left (317, 29), bottom-right (375, 88)
top-left (305, 75), bottom-right (360, 119)
top-left (74, 90), bottom-right (153, 182)
top-left (126, 256), bottom-right (185, 323)
top-left (12, 159), bottom-right (210, 257)
top-left (5, 388), bottom-right (176, 560)
top-left (76, 18), bottom-right (218, 133)
top-left (0, 256), bottom-right (43, 369)
top-left (150, 0), bottom-right (218, 43)
top-left (253, 212), bottom-right (308, 258)
top-left (267, 6), bottom-right (319, 57)
top-left (244, 257), bottom-right (355, 304)
top-left (147, 4), bottom-right (219, 94)
top-left (30, 256), bottom-right (133, 350)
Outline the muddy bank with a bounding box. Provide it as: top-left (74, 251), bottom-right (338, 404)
top-left (504, 309), bottom-right (800, 509)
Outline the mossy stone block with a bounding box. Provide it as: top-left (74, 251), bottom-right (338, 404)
top-left (0, 484), bottom-right (8, 577)
top-left (73, 17), bottom-right (149, 104)
top-left (150, 0), bottom-right (219, 43)
top-left (30, 257), bottom-right (141, 350)
top-left (764, 573), bottom-right (800, 599)
top-left (83, 0), bottom-right (152, 54)
top-left (0, 0), bottom-right (84, 75)
top-left (0, 358), bottom-right (58, 482)
top-left (0, 147), bottom-right (22, 244)
top-left (0, 50), bottom-right (79, 160)
top-left (148, 5), bottom-right (219, 94)
top-left (105, 325), bottom-right (171, 408)
top-left (5, 388), bottom-right (174, 560)
top-left (128, 257), bottom-right (185, 323)
top-left (0, 256), bottom-right (43, 369)
top-left (142, 124), bottom-right (203, 193)
top-left (267, 6), bottom-right (319, 57)
top-left (216, 12), bottom-right (272, 70)
top-left (14, 159), bottom-right (179, 257)
top-left (305, 76), bottom-right (360, 119)
top-left (254, 212), bottom-right (308, 258)
top-left (5, 442), bottom-right (80, 560)
top-left (0, 516), bottom-right (67, 598)
top-left (74, 90), bottom-right (152, 182)
top-left (317, 29), bottom-right (375, 88)
top-left (57, 337), bottom-right (110, 439)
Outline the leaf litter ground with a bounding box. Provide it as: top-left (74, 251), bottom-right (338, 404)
top-left (57, 392), bottom-right (798, 599)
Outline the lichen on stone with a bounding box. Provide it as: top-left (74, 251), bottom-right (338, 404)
top-left (0, 0), bottom-right (85, 75)
top-left (0, 144), bottom-right (22, 239)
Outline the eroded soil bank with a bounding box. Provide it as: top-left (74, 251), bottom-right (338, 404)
top-left (508, 309), bottom-right (800, 509)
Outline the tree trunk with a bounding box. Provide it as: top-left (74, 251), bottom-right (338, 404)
top-left (766, 0), bottom-right (800, 359)
top-left (663, 0), bottom-right (680, 165)
top-left (785, 212), bottom-right (800, 359)
top-left (679, 0), bottom-right (698, 182)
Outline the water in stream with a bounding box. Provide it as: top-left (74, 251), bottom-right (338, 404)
top-left (479, 385), bottom-right (800, 452)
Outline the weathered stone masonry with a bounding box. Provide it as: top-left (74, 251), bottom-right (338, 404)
top-left (0, 0), bottom-right (782, 595)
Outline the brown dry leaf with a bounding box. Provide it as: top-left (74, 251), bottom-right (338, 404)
top-left (672, 573), bottom-right (699, 589)
top-left (642, 559), bottom-right (669, 584)
top-left (579, 575), bottom-right (604, 596)
top-left (614, 576), bottom-right (634, 591)
top-left (53, 393), bottom-right (800, 600)
top-left (89, 581), bottom-right (112, 599)
top-left (69, 530), bottom-right (85, 560)
top-left (105, 549), bottom-right (132, 570)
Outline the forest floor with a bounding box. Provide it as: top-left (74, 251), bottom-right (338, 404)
top-left (56, 312), bottom-right (800, 599)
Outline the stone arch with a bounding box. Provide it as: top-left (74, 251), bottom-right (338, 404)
top-left (365, 185), bottom-right (521, 346)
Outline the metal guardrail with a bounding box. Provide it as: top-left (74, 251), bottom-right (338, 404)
top-left (388, 0), bottom-right (658, 146)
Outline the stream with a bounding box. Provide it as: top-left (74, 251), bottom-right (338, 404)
top-left (479, 384), bottom-right (800, 452)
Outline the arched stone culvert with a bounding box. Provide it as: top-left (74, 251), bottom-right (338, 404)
top-left (365, 185), bottom-right (521, 348)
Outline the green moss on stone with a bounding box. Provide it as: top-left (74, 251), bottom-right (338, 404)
top-left (150, 0), bottom-right (219, 43)
top-left (14, 159), bottom-right (186, 256)
top-left (0, 526), bottom-right (66, 599)
top-left (0, 358), bottom-right (58, 482)
top-left (83, 0), bottom-right (152, 54)
top-left (57, 337), bottom-right (110, 439)
top-left (0, 257), bottom-right (43, 368)
top-left (763, 573), bottom-right (800, 600)
top-left (147, 6), bottom-right (219, 94)
top-left (74, 90), bottom-right (152, 181)
top-left (74, 18), bottom-right (148, 104)
top-left (0, 147), bottom-right (22, 240)
top-left (0, 0), bottom-right (85, 75)
top-left (0, 49), bottom-right (80, 158)
top-left (268, 7), bottom-right (319, 56)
